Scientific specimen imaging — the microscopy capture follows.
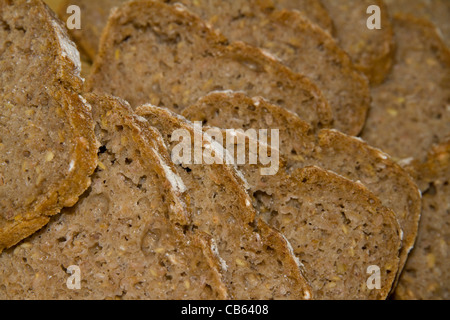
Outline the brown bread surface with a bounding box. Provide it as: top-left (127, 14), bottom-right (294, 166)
top-left (384, 0), bottom-right (450, 48)
top-left (394, 141), bottom-right (450, 300)
top-left (86, 0), bottom-right (332, 132)
top-left (321, 0), bottom-right (395, 85)
top-left (137, 104), bottom-right (313, 300)
top-left (183, 91), bottom-right (422, 280)
top-left (211, 129), bottom-right (401, 299)
top-left (159, 0), bottom-right (369, 136)
top-left (57, 0), bottom-right (333, 60)
top-left (0, 0), bottom-right (98, 252)
top-left (0, 94), bottom-right (229, 299)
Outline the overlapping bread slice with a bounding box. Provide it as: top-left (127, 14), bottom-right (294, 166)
top-left (86, 0), bottom-right (332, 132)
top-left (136, 105), bottom-right (313, 300)
top-left (394, 141), bottom-right (450, 300)
top-left (0, 94), bottom-right (230, 300)
top-left (321, 0), bottom-right (395, 85)
top-left (159, 0), bottom-right (369, 135)
top-left (0, 0), bottom-right (98, 252)
top-left (182, 91), bottom-right (422, 280)
top-left (384, 0), bottom-right (450, 48)
top-left (270, 0), bottom-right (334, 33)
top-left (361, 15), bottom-right (450, 163)
top-left (57, 0), bottom-right (333, 59)
top-left (58, 0), bottom-right (125, 61)
top-left (203, 128), bottom-right (401, 299)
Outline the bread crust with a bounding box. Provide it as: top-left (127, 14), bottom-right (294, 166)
top-left (182, 91), bottom-right (422, 284)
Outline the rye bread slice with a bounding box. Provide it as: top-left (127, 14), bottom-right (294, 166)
top-left (0, 94), bottom-right (229, 299)
top-left (136, 104), bottom-right (313, 300)
top-left (159, 0), bottom-right (369, 136)
top-left (0, 0), bottom-right (98, 252)
top-left (394, 141), bottom-right (450, 300)
top-left (85, 0), bottom-right (332, 132)
top-left (361, 15), bottom-right (450, 163)
top-left (384, 0), bottom-right (450, 48)
top-left (321, 0), bottom-right (395, 85)
top-left (182, 91), bottom-right (422, 280)
top-left (207, 128), bottom-right (401, 299)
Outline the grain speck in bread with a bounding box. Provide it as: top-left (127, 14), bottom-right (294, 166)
top-left (0, 94), bottom-right (229, 300)
top-left (321, 0), bottom-right (395, 85)
top-left (137, 104), bottom-right (313, 300)
top-left (394, 141), bottom-right (450, 300)
top-left (0, 0), bottom-right (98, 252)
top-left (86, 0), bottom-right (332, 132)
top-left (361, 15), bottom-right (450, 163)
top-left (183, 91), bottom-right (422, 279)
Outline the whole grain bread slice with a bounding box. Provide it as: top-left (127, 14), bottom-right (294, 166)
top-left (0, 94), bottom-right (229, 300)
top-left (137, 104), bottom-right (313, 300)
top-left (161, 0), bottom-right (370, 135)
top-left (0, 0), bottom-right (98, 253)
top-left (208, 128), bottom-right (401, 299)
top-left (394, 141), bottom-right (450, 300)
top-left (182, 91), bottom-right (422, 280)
top-left (321, 0), bottom-right (395, 85)
top-left (85, 0), bottom-right (332, 132)
top-left (361, 14), bottom-right (450, 163)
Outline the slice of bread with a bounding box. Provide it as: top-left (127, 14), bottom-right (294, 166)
top-left (321, 0), bottom-right (395, 85)
top-left (182, 91), bottom-right (422, 280)
top-left (214, 129), bottom-right (401, 299)
top-left (361, 15), bottom-right (450, 163)
top-left (0, 94), bottom-right (229, 299)
top-left (86, 0), bottom-right (332, 132)
top-left (394, 141), bottom-right (450, 300)
top-left (160, 0), bottom-right (369, 135)
top-left (0, 0), bottom-right (98, 252)
top-left (57, 0), bottom-right (334, 60)
top-left (136, 104), bottom-right (313, 300)
top-left (384, 0), bottom-right (450, 48)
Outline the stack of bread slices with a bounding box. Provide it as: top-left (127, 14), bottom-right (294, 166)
top-left (0, 0), bottom-right (448, 300)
